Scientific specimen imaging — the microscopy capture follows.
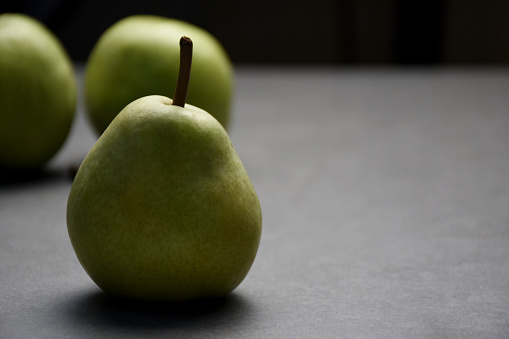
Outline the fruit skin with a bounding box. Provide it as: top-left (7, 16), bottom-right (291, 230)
top-left (67, 95), bottom-right (262, 301)
top-left (85, 15), bottom-right (233, 135)
top-left (0, 13), bottom-right (76, 169)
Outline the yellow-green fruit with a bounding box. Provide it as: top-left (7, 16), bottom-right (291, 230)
top-left (0, 13), bottom-right (76, 169)
top-left (67, 96), bottom-right (262, 301)
top-left (85, 15), bottom-right (233, 135)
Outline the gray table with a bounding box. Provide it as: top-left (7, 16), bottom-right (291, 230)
top-left (2, 67), bottom-right (509, 338)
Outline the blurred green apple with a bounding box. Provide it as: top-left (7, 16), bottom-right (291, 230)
top-left (0, 13), bottom-right (76, 170)
top-left (84, 15), bottom-right (233, 135)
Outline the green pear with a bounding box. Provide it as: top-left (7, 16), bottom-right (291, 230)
top-left (0, 13), bottom-right (76, 169)
top-left (67, 37), bottom-right (261, 301)
top-left (85, 15), bottom-right (233, 135)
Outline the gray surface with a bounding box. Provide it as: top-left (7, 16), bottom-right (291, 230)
top-left (2, 67), bottom-right (509, 338)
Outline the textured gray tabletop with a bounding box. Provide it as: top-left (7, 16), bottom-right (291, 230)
top-left (2, 67), bottom-right (509, 338)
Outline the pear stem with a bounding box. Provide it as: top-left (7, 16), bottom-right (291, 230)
top-left (172, 36), bottom-right (193, 107)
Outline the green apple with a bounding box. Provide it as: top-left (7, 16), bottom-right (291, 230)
top-left (84, 15), bottom-right (233, 135)
top-left (0, 13), bottom-right (76, 169)
top-left (67, 37), bottom-right (261, 301)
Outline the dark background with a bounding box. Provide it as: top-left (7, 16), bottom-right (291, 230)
top-left (2, 0), bottom-right (509, 65)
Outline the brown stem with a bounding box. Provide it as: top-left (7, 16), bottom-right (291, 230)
top-left (172, 36), bottom-right (193, 107)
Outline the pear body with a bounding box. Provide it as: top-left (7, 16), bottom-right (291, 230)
top-left (0, 13), bottom-right (76, 169)
top-left (85, 15), bottom-right (233, 135)
top-left (67, 96), bottom-right (261, 301)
